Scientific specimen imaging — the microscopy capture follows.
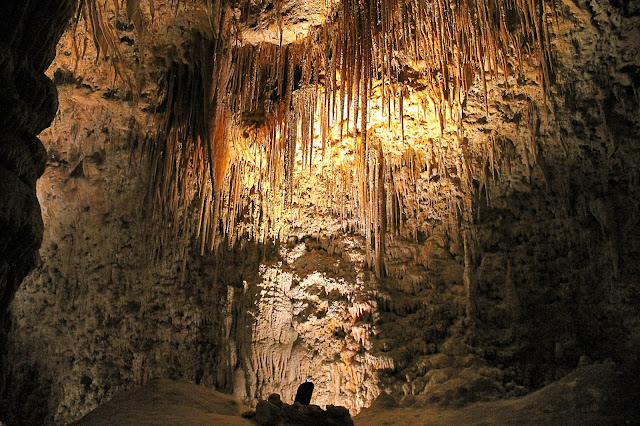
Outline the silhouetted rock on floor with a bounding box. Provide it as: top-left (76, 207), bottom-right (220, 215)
top-left (244, 393), bottom-right (354, 426)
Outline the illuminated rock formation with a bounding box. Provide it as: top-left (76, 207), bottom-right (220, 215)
top-left (0, 0), bottom-right (639, 424)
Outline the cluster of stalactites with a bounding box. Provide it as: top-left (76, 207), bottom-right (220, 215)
top-left (75, 0), bottom-right (554, 271)
top-left (221, 0), bottom-right (551, 270)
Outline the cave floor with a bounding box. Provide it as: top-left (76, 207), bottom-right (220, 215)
top-left (355, 362), bottom-right (639, 425)
top-left (72, 361), bottom-right (639, 425)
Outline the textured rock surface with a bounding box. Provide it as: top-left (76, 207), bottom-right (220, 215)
top-left (1, 46), bottom-right (390, 421)
top-left (1, 0), bottom-right (640, 424)
top-left (355, 360), bottom-right (640, 424)
top-left (0, 0), bottom-right (75, 404)
top-left (68, 361), bottom-right (640, 425)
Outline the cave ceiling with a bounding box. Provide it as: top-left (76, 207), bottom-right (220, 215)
top-left (65, 0), bottom-right (553, 274)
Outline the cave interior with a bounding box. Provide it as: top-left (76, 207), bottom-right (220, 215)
top-left (1, 0), bottom-right (640, 424)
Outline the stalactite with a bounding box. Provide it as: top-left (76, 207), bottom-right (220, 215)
top-left (75, 0), bottom-right (556, 269)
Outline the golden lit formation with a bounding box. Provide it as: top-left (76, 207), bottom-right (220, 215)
top-left (74, 0), bottom-right (554, 274)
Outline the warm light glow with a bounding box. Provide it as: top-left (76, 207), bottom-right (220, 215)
top-left (73, 0), bottom-right (555, 271)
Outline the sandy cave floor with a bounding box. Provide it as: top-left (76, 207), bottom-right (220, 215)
top-left (71, 360), bottom-right (639, 425)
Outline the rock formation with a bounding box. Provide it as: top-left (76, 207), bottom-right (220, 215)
top-left (0, 0), bottom-right (639, 424)
top-left (0, 0), bottom-right (76, 404)
top-left (243, 393), bottom-right (354, 425)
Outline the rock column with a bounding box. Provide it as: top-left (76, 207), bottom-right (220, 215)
top-left (0, 0), bottom-right (75, 395)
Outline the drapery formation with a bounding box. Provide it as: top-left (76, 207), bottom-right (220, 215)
top-left (75, 0), bottom-right (554, 274)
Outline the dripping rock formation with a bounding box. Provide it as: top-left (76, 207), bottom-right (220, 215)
top-left (1, 0), bottom-right (640, 424)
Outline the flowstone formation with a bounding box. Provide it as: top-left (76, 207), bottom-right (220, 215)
top-left (1, 0), bottom-right (639, 424)
top-left (230, 242), bottom-right (387, 412)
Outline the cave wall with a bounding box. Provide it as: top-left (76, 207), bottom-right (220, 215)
top-left (1, 0), bottom-right (639, 424)
top-left (0, 85), bottom-right (391, 422)
top-left (0, 85), bottom-right (388, 422)
top-left (468, 0), bottom-right (640, 385)
top-left (1, 7), bottom-right (388, 423)
top-left (0, 0), bottom-right (76, 407)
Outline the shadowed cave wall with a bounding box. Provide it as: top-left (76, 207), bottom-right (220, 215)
top-left (1, 0), bottom-right (640, 424)
top-left (0, 0), bottom-right (76, 407)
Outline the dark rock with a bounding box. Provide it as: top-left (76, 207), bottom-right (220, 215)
top-left (267, 393), bottom-right (283, 407)
top-left (303, 404), bottom-right (324, 417)
top-left (0, 0), bottom-right (76, 404)
top-left (294, 381), bottom-right (314, 405)
top-left (326, 404), bottom-right (350, 418)
top-left (281, 402), bottom-right (306, 424)
top-left (255, 400), bottom-right (279, 425)
top-left (252, 397), bottom-right (353, 426)
top-left (242, 410), bottom-right (257, 418)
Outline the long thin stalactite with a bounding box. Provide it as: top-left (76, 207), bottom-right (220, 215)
top-left (76, 0), bottom-right (555, 274)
